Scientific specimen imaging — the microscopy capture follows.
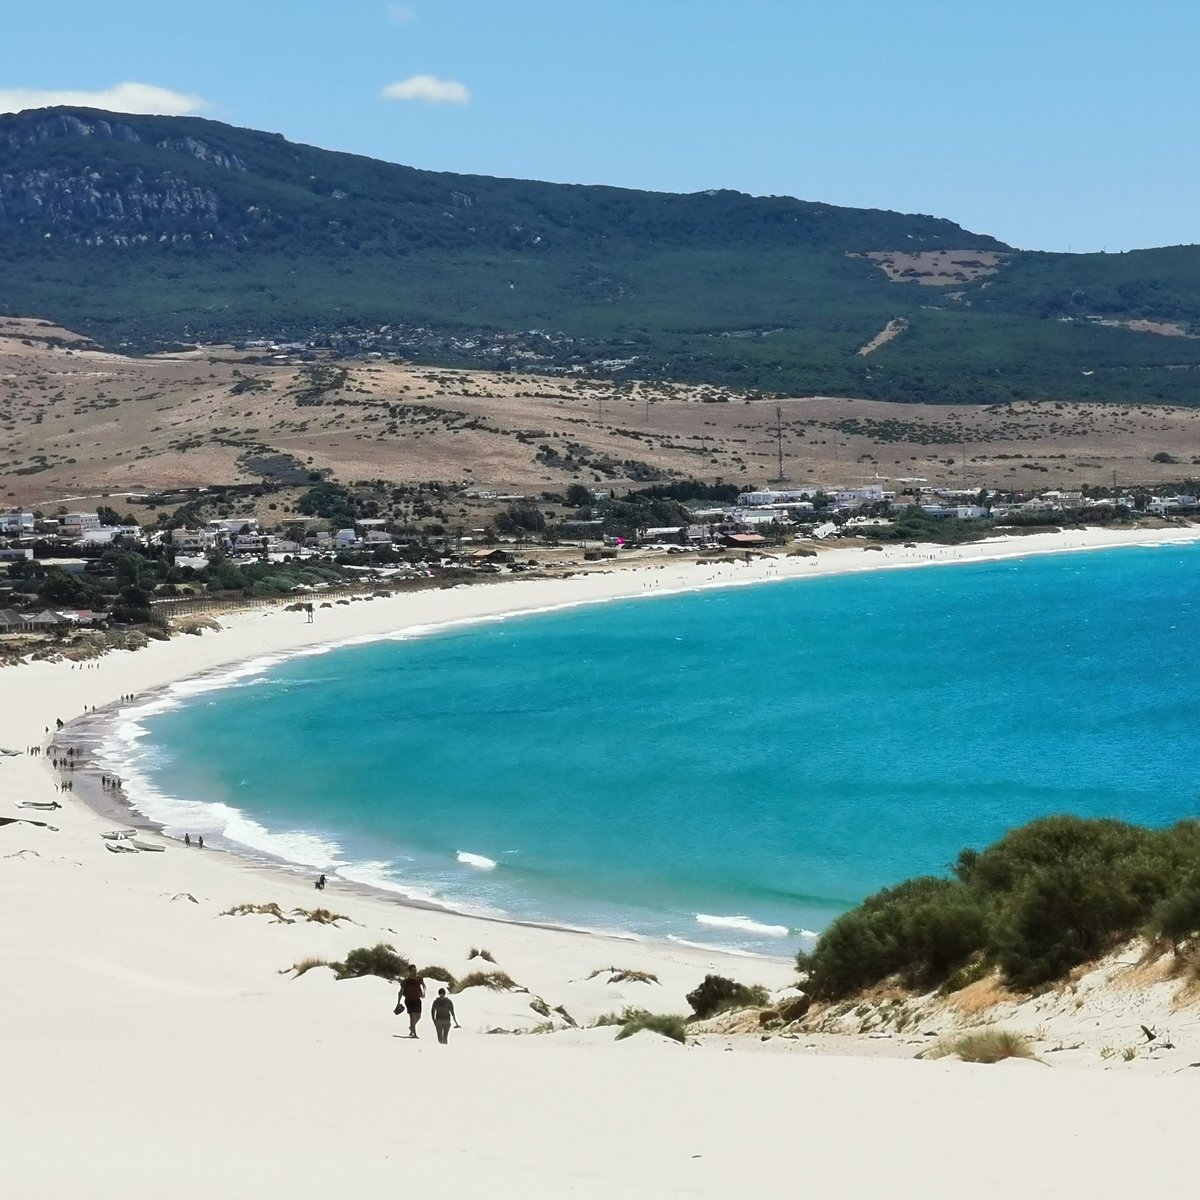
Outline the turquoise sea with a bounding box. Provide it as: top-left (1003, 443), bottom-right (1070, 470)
top-left (104, 541), bottom-right (1200, 956)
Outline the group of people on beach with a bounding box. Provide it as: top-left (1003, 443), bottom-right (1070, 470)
top-left (100, 774), bottom-right (124, 792)
top-left (183, 833), bottom-right (205, 849)
top-left (395, 966), bottom-right (460, 1044)
top-left (50, 748), bottom-right (80, 771)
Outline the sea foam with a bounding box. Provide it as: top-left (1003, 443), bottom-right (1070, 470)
top-left (456, 850), bottom-right (498, 870)
top-left (695, 913), bottom-right (791, 938)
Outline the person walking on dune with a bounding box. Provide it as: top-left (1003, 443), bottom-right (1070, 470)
top-left (398, 966), bottom-right (426, 1038)
top-left (431, 988), bottom-right (460, 1045)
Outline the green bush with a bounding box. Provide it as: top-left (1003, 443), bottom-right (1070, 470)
top-left (335, 943), bottom-right (411, 982)
top-left (685, 975), bottom-right (771, 1020)
top-left (1151, 872), bottom-right (1200, 949)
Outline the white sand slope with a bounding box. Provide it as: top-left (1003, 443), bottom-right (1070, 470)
top-left (2, 527), bottom-right (1199, 1198)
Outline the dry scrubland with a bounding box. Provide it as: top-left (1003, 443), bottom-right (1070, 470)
top-left (3, 316), bottom-right (1200, 511)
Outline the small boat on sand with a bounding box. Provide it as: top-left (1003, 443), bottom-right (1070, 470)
top-left (129, 839), bottom-right (165, 853)
top-left (101, 829), bottom-right (137, 841)
top-left (104, 841), bottom-right (139, 854)
top-left (18, 801), bottom-right (62, 811)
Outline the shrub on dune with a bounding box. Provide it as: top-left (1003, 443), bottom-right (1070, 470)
top-left (335, 943), bottom-right (411, 982)
top-left (799, 816), bottom-right (1200, 1000)
top-left (685, 975), bottom-right (771, 1020)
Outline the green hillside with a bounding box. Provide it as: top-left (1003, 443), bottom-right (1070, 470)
top-left (2, 106), bottom-right (1200, 403)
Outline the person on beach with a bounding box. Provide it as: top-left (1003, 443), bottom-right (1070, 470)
top-left (315, 874), bottom-right (327, 891)
top-left (431, 988), bottom-right (460, 1045)
top-left (397, 967), bottom-right (426, 1038)
top-left (197, 835), bottom-right (204, 849)
top-left (184, 833), bottom-right (191, 848)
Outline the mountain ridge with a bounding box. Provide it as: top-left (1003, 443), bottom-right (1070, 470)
top-left (2, 106), bottom-right (1200, 405)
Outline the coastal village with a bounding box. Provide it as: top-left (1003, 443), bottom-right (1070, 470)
top-left (2, 474), bottom-right (1197, 644)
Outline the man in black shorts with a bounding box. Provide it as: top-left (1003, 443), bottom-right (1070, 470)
top-left (398, 966), bottom-right (426, 1038)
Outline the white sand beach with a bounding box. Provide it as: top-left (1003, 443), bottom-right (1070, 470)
top-left (3, 525), bottom-right (1198, 1199)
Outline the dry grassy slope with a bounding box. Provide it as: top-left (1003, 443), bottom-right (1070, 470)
top-left (2, 316), bottom-right (1199, 510)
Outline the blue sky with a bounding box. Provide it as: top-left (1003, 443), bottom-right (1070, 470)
top-left (2, 0), bottom-right (1196, 252)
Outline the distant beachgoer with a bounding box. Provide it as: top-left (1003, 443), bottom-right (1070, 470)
top-left (431, 988), bottom-right (459, 1044)
top-left (315, 874), bottom-right (327, 891)
top-left (398, 967), bottom-right (426, 1038)
top-left (197, 835), bottom-right (204, 849)
top-left (184, 833), bottom-right (191, 848)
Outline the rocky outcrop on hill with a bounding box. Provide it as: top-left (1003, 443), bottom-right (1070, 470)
top-left (0, 110), bottom-right (245, 170)
top-left (0, 167), bottom-right (221, 232)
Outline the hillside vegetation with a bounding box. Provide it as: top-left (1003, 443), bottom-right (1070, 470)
top-left (798, 816), bottom-right (1200, 998)
top-left (3, 107), bottom-right (1200, 403)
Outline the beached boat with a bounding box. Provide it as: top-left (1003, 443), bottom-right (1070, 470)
top-left (17, 801), bottom-right (61, 811)
top-left (100, 829), bottom-right (137, 841)
top-left (129, 839), bottom-right (165, 853)
top-left (104, 841), bottom-right (139, 854)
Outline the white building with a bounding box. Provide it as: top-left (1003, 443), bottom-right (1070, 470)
top-left (80, 526), bottom-right (126, 546)
top-left (62, 512), bottom-right (100, 535)
top-left (207, 517), bottom-right (260, 535)
top-left (737, 488), bottom-right (813, 507)
top-left (0, 510), bottom-right (34, 536)
top-left (834, 484), bottom-right (886, 509)
top-left (171, 527), bottom-right (218, 554)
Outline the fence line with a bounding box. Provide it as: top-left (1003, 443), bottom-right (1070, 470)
top-left (150, 581), bottom-right (391, 618)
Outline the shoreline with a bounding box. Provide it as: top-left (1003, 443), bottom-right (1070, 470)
top-left (29, 521), bottom-right (1200, 956)
top-left (6, 523), bottom-right (1200, 1198)
top-left (47, 522), bottom-right (1200, 956)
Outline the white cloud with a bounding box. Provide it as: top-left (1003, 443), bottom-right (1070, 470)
top-left (0, 82), bottom-right (210, 116)
top-left (386, 3), bottom-right (417, 21)
top-left (380, 75), bottom-right (470, 105)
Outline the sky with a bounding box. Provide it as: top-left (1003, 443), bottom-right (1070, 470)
top-left (2, 0), bottom-right (1197, 253)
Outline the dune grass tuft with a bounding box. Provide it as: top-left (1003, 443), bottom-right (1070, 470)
top-left (280, 956), bottom-right (333, 978)
top-left (592, 1006), bottom-right (647, 1028)
top-left (418, 964), bottom-right (458, 988)
top-left (594, 1005), bottom-right (686, 1041)
top-left (222, 901), bottom-right (294, 924)
top-left (451, 970), bottom-right (521, 993)
top-left (927, 1029), bottom-right (1037, 1064)
top-left (468, 947), bottom-right (496, 963)
top-left (290, 907), bottom-right (351, 926)
top-left (614, 1011), bottom-right (688, 1044)
top-left (587, 966), bottom-right (660, 985)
